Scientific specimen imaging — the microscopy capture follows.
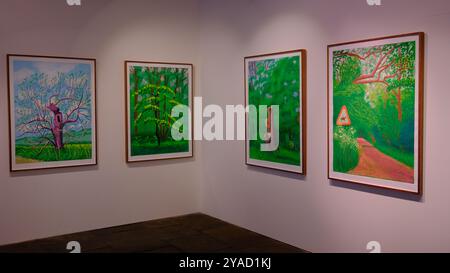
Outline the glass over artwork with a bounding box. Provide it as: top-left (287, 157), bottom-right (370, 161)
top-left (126, 62), bottom-right (193, 162)
top-left (245, 50), bottom-right (306, 174)
top-left (8, 55), bottom-right (97, 171)
top-left (328, 33), bottom-right (424, 194)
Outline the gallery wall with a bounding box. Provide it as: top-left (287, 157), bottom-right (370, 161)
top-left (0, 0), bottom-right (202, 245)
top-left (198, 0), bottom-right (450, 252)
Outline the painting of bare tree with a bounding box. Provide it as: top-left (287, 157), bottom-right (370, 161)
top-left (8, 55), bottom-right (97, 171)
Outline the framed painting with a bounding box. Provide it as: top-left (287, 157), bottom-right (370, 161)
top-left (245, 50), bottom-right (307, 174)
top-left (125, 61), bottom-right (193, 162)
top-left (8, 54), bottom-right (97, 171)
top-left (328, 32), bottom-right (424, 194)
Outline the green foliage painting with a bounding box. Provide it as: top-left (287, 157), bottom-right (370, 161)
top-left (9, 55), bottom-right (96, 171)
top-left (329, 33), bottom-right (424, 193)
top-left (246, 51), bottom-right (305, 174)
top-left (127, 62), bottom-right (192, 162)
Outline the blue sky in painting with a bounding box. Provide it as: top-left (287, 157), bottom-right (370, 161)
top-left (13, 59), bottom-right (91, 94)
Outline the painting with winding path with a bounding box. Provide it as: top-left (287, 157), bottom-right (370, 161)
top-left (328, 33), bottom-right (423, 194)
top-left (8, 55), bottom-right (97, 171)
top-left (125, 61), bottom-right (193, 162)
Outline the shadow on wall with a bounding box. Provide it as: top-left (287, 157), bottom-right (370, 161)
top-left (126, 156), bottom-right (196, 169)
top-left (330, 180), bottom-right (423, 202)
top-left (10, 165), bottom-right (99, 178)
top-left (247, 165), bottom-right (307, 182)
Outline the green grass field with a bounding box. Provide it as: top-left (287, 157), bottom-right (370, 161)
top-left (131, 140), bottom-right (189, 156)
top-left (16, 143), bottom-right (92, 163)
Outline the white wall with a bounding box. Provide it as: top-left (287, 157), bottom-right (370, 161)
top-left (2, 0), bottom-right (450, 253)
top-left (198, 0), bottom-right (450, 253)
top-left (0, 0), bottom-right (202, 245)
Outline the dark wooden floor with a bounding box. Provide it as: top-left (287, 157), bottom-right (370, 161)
top-left (0, 213), bottom-right (306, 253)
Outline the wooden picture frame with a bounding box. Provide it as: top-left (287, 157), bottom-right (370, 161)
top-left (245, 49), bottom-right (307, 174)
top-left (125, 61), bottom-right (194, 162)
top-left (7, 54), bottom-right (97, 171)
top-left (327, 32), bottom-right (424, 194)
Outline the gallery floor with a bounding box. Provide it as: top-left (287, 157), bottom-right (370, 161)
top-left (0, 214), bottom-right (306, 253)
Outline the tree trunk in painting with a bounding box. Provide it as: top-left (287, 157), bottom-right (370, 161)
top-left (155, 74), bottom-right (162, 146)
top-left (53, 112), bottom-right (64, 150)
top-left (395, 48), bottom-right (403, 122)
top-left (133, 68), bottom-right (139, 136)
top-left (396, 88), bottom-right (402, 122)
top-left (48, 104), bottom-right (65, 150)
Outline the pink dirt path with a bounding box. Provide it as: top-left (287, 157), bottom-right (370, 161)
top-left (349, 138), bottom-right (414, 184)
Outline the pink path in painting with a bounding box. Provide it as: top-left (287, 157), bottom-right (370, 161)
top-left (349, 138), bottom-right (414, 184)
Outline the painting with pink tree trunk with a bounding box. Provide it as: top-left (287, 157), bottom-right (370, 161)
top-left (8, 55), bottom-right (97, 171)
